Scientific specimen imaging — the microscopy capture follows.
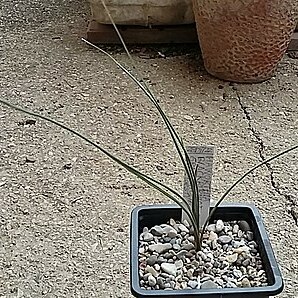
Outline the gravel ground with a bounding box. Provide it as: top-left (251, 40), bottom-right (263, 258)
top-left (0, 1), bottom-right (297, 297)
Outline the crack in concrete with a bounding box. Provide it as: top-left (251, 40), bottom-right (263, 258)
top-left (236, 91), bottom-right (297, 224)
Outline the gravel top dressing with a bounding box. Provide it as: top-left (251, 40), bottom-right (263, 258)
top-left (139, 218), bottom-right (267, 290)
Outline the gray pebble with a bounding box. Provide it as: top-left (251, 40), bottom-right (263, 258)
top-left (247, 231), bottom-right (254, 241)
top-left (211, 239), bottom-right (218, 250)
top-left (139, 247), bottom-right (146, 254)
top-left (242, 259), bottom-right (250, 267)
top-left (241, 277), bottom-right (251, 287)
top-left (176, 250), bottom-right (188, 259)
top-left (161, 263), bottom-right (177, 276)
top-left (157, 277), bottom-right (165, 289)
top-left (148, 275), bottom-right (157, 287)
top-left (226, 281), bottom-right (237, 288)
top-left (164, 252), bottom-right (174, 259)
top-left (177, 224), bottom-right (189, 233)
top-left (207, 224), bottom-right (216, 232)
top-left (182, 243), bottom-right (195, 251)
top-left (150, 225), bottom-right (164, 236)
top-left (172, 243), bottom-right (181, 250)
top-left (143, 232), bottom-right (154, 242)
top-left (215, 220), bottom-right (225, 232)
top-left (232, 224), bottom-right (239, 234)
top-left (168, 230), bottom-right (178, 238)
top-left (145, 266), bottom-right (158, 277)
top-left (201, 280), bottom-right (218, 289)
top-left (175, 259), bottom-right (184, 269)
top-left (188, 280), bottom-right (198, 289)
top-left (146, 255), bottom-right (158, 266)
top-left (209, 231), bottom-right (218, 241)
top-left (233, 268), bottom-right (242, 279)
top-left (149, 243), bottom-right (172, 254)
top-left (239, 220), bottom-right (251, 232)
top-left (218, 235), bottom-right (232, 244)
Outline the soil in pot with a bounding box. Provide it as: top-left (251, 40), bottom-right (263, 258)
top-left (138, 218), bottom-right (267, 290)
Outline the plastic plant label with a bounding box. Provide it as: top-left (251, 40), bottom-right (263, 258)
top-left (182, 145), bottom-right (214, 227)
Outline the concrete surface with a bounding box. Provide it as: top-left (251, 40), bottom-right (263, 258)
top-left (0, 1), bottom-right (297, 297)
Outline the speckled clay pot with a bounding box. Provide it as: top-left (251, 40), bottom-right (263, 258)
top-left (192, 0), bottom-right (298, 82)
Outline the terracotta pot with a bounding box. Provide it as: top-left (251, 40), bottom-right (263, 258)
top-left (192, 0), bottom-right (298, 82)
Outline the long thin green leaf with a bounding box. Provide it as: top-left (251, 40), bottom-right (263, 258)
top-left (200, 144), bottom-right (298, 240)
top-left (82, 38), bottom-right (199, 225)
top-left (90, 0), bottom-right (197, 203)
top-left (0, 98), bottom-right (201, 235)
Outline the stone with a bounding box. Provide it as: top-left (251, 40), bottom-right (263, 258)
top-left (161, 263), bottom-right (177, 276)
top-left (162, 225), bottom-right (178, 238)
top-left (169, 280), bottom-right (176, 289)
top-left (143, 232), bottom-right (154, 242)
top-left (215, 220), bottom-right (224, 232)
top-left (239, 220), bottom-right (251, 232)
top-left (164, 252), bottom-right (174, 259)
top-left (242, 259), bottom-right (250, 267)
top-left (191, 260), bottom-right (200, 268)
top-left (248, 241), bottom-right (257, 248)
top-left (241, 277), bottom-right (251, 288)
top-left (177, 224), bottom-right (189, 233)
top-left (172, 244), bottom-right (181, 250)
top-left (226, 253), bottom-right (238, 263)
top-left (226, 281), bottom-right (237, 288)
top-left (188, 280), bottom-right (198, 289)
top-left (182, 243), bottom-right (195, 251)
top-left (145, 266), bottom-right (158, 277)
top-left (207, 224), bottom-right (216, 232)
top-left (233, 246), bottom-right (250, 254)
top-left (139, 247), bottom-right (145, 254)
top-left (150, 225), bottom-right (164, 236)
top-left (169, 218), bottom-right (176, 226)
top-left (176, 250), bottom-right (188, 259)
top-left (157, 256), bottom-right (167, 264)
top-left (218, 235), bottom-right (232, 244)
top-left (209, 231), bottom-right (218, 241)
top-left (232, 224), bottom-right (239, 234)
top-left (157, 277), bottom-right (166, 289)
top-left (211, 239), bottom-right (218, 250)
top-left (149, 243), bottom-right (172, 254)
top-left (186, 268), bottom-right (194, 279)
top-left (187, 236), bottom-right (195, 243)
top-left (163, 236), bottom-right (172, 243)
top-left (247, 231), bottom-right (254, 241)
top-left (146, 255), bottom-right (158, 266)
top-left (148, 274), bottom-right (157, 287)
top-left (201, 280), bottom-right (218, 289)
top-left (233, 268), bottom-right (242, 279)
top-left (175, 259), bottom-right (184, 269)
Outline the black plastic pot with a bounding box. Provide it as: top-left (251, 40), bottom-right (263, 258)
top-left (130, 204), bottom-right (283, 298)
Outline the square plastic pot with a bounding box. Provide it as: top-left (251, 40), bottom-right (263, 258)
top-left (130, 204), bottom-right (283, 298)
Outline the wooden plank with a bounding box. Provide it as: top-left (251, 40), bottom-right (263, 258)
top-left (86, 20), bottom-right (198, 44)
top-left (86, 20), bottom-right (298, 51)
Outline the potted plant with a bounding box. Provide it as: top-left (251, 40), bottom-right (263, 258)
top-left (1, 43), bottom-right (296, 296)
top-left (0, 4), bottom-right (297, 296)
top-left (191, 0), bottom-right (298, 82)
